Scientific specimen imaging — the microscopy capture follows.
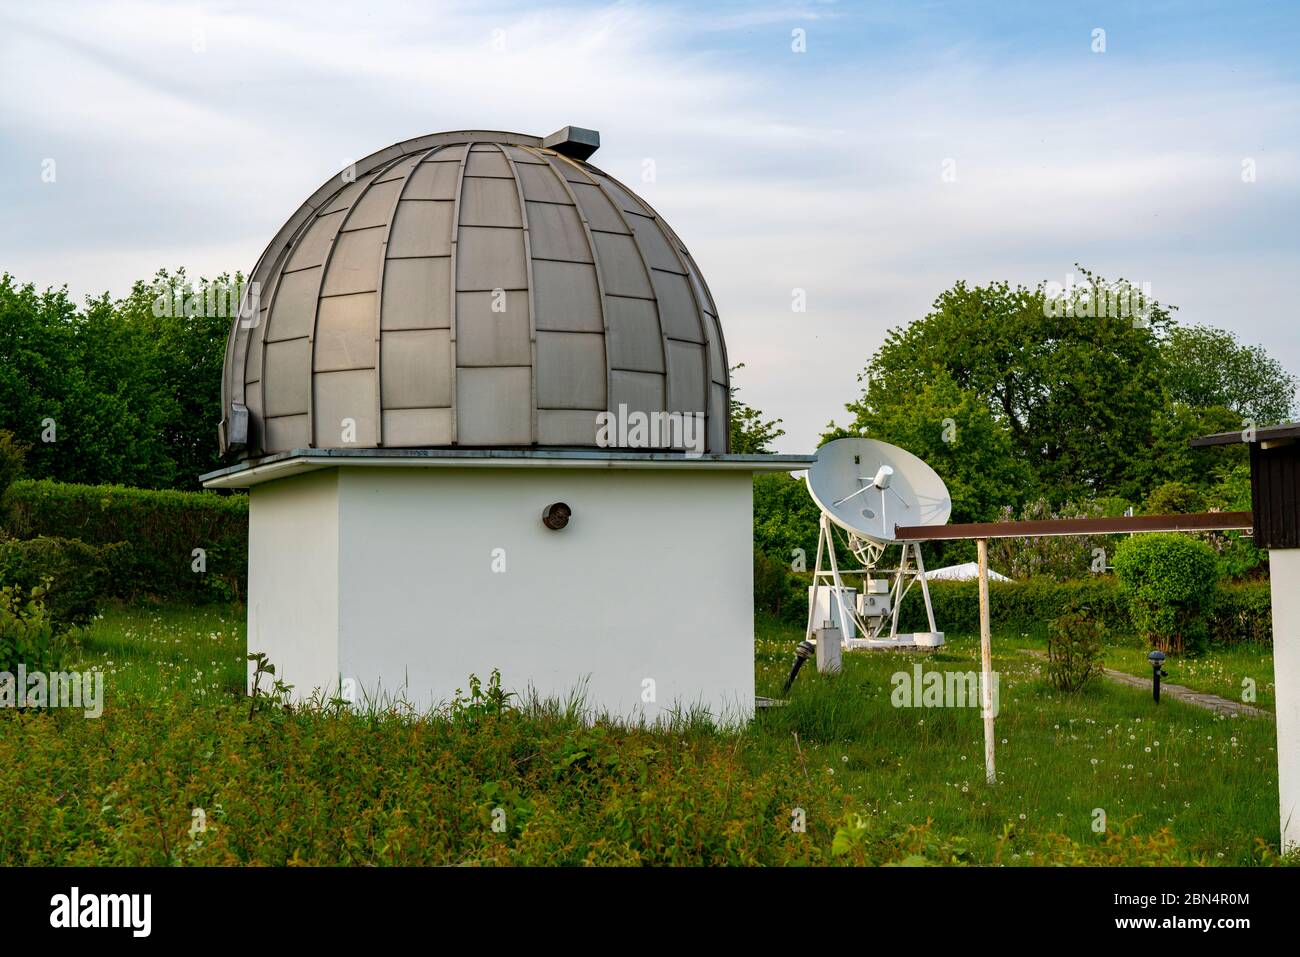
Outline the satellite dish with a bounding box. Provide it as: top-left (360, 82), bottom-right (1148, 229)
top-left (795, 437), bottom-right (950, 658)
top-left (806, 438), bottom-right (951, 544)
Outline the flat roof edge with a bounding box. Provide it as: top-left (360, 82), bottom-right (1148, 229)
top-left (201, 448), bottom-right (816, 489)
top-left (1191, 423), bottom-right (1300, 447)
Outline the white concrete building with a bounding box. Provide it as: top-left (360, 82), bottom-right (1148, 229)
top-left (203, 127), bottom-right (810, 722)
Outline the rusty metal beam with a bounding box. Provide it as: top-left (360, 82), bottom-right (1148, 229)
top-left (895, 511), bottom-right (1253, 541)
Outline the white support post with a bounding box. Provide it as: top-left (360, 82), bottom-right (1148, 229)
top-left (912, 542), bottom-right (938, 634)
top-left (888, 543), bottom-right (910, 640)
top-left (978, 538), bottom-right (996, 785)
top-left (804, 514), bottom-right (828, 645)
top-left (823, 515), bottom-right (853, 648)
top-left (1270, 549), bottom-right (1300, 851)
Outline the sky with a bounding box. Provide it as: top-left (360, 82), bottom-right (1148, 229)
top-left (1, 0), bottom-right (1297, 453)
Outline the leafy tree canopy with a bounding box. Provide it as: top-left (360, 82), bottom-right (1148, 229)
top-left (1160, 325), bottom-right (1297, 426)
top-left (835, 269), bottom-right (1277, 512)
top-left (0, 270), bottom-right (236, 490)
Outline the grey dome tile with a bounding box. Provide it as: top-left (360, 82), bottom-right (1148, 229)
top-left (536, 331), bottom-right (606, 409)
top-left (380, 257), bottom-right (451, 330)
top-left (381, 330), bottom-right (451, 408)
top-left (526, 202), bottom-right (592, 263)
top-left (531, 260), bottom-right (602, 332)
top-left (388, 202), bottom-right (453, 258)
top-left (455, 291), bottom-right (531, 367)
top-left (459, 177), bottom-right (522, 228)
top-left (404, 163), bottom-right (459, 200)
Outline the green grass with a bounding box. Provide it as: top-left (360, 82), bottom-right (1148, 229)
top-left (0, 604), bottom-right (1288, 866)
top-left (755, 616), bottom-right (1281, 864)
top-left (69, 603), bottom-right (246, 704)
top-left (1007, 626), bottom-right (1276, 711)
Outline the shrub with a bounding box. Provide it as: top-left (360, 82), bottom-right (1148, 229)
top-left (988, 497), bottom-right (1129, 581)
top-left (754, 549), bottom-right (802, 622)
top-left (3, 479), bottom-right (247, 602)
top-left (1113, 534), bottom-right (1219, 654)
top-left (0, 583), bottom-right (70, 673)
top-left (0, 536), bottom-right (125, 632)
top-left (1045, 611), bottom-right (1104, 691)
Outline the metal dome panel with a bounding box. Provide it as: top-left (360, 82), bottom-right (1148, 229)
top-left (221, 127), bottom-right (730, 457)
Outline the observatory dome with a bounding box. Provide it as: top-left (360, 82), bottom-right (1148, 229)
top-left (220, 127), bottom-right (731, 458)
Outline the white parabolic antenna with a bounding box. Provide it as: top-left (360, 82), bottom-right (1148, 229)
top-left (802, 438), bottom-right (951, 651)
top-left (807, 438), bottom-right (951, 544)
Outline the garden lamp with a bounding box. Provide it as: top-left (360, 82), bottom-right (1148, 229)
top-left (1148, 650), bottom-right (1168, 704)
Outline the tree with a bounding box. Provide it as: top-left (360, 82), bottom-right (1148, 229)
top-left (839, 369), bottom-right (1033, 524)
top-left (853, 270), bottom-right (1172, 505)
top-left (0, 269), bottom-right (235, 490)
top-left (752, 471), bottom-right (824, 567)
top-left (1161, 325), bottom-right (1297, 426)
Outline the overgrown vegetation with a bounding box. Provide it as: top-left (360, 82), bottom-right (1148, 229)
top-left (0, 604), bottom-right (1284, 866)
top-left (0, 536), bottom-right (124, 631)
top-left (1046, 611), bottom-right (1105, 692)
top-left (0, 583), bottom-right (70, 674)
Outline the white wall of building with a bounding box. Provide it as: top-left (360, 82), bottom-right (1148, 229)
top-left (1270, 549), bottom-right (1300, 851)
top-left (247, 470), bottom-right (340, 700)
top-left (248, 464), bottom-right (755, 724)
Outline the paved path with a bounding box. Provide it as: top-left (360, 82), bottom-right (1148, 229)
top-left (1020, 650), bottom-right (1273, 719)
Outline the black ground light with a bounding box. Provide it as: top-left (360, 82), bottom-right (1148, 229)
top-left (1148, 649), bottom-right (1167, 704)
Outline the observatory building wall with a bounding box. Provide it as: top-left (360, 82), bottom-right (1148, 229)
top-left (242, 463), bottom-right (758, 722)
top-left (247, 470), bottom-right (341, 699)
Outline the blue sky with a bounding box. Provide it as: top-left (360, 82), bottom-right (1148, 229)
top-left (2, 0), bottom-right (1297, 452)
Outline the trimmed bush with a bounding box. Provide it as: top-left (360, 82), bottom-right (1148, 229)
top-left (3, 479), bottom-right (247, 602)
top-left (1113, 533), bottom-right (1220, 654)
top-left (0, 536), bottom-right (125, 631)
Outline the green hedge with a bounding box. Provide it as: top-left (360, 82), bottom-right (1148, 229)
top-left (3, 479), bottom-right (247, 602)
top-left (1209, 582), bottom-right (1273, 645)
top-left (893, 575), bottom-right (1271, 646)
top-left (776, 571), bottom-right (1274, 647)
top-left (893, 576), bottom-right (1128, 638)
